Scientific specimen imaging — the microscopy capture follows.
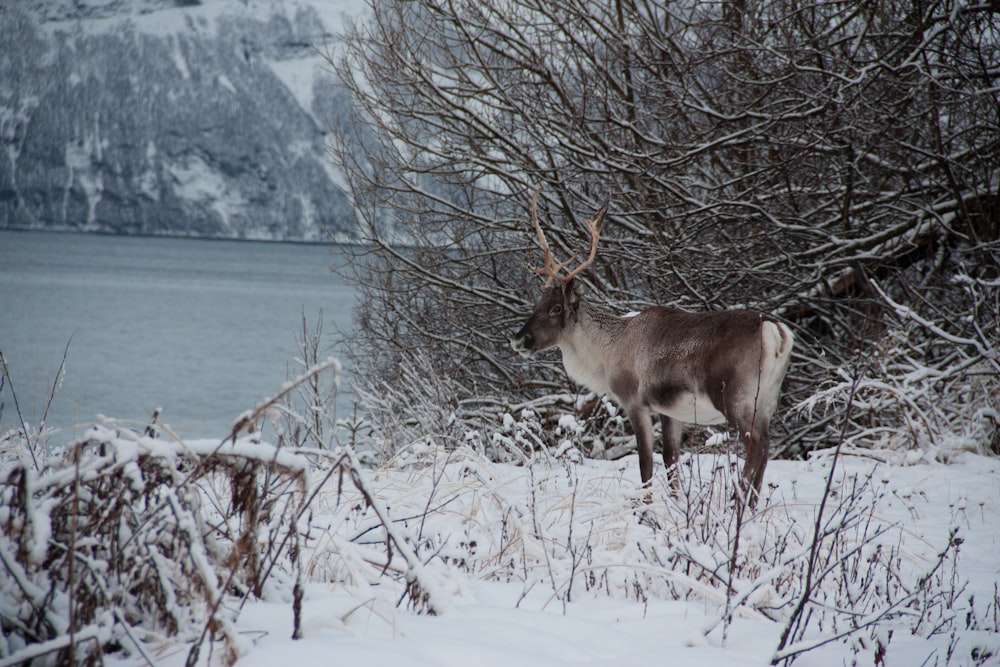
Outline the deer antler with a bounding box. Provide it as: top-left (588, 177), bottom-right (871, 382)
top-left (529, 189), bottom-right (576, 287)
top-left (529, 188), bottom-right (607, 288)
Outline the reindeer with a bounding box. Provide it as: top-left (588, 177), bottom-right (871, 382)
top-left (510, 191), bottom-right (794, 503)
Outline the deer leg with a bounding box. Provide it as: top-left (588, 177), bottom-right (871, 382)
top-left (628, 406), bottom-right (655, 488)
top-left (739, 420), bottom-right (771, 508)
top-left (659, 415), bottom-right (681, 494)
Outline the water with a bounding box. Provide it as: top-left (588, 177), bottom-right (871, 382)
top-left (0, 230), bottom-right (357, 442)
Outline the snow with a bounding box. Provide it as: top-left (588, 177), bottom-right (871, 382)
top-left (34, 0), bottom-right (370, 139)
top-left (267, 55), bottom-right (327, 114)
top-left (63, 130), bottom-right (106, 228)
top-left (170, 35), bottom-right (191, 79)
top-left (123, 443), bottom-right (997, 667)
top-left (233, 583), bottom-right (775, 667)
top-left (216, 74), bottom-right (237, 95)
top-left (165, 155), bottom-right (245, 231)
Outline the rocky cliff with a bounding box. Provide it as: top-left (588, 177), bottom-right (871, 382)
top-left (0, 0), bottom-right (361, 241)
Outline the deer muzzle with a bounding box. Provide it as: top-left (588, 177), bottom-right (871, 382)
top-left (510, 331), bottom-right (534, 358)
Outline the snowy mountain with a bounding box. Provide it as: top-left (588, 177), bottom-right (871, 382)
top-left (0, 0), bottom-right (364, 241)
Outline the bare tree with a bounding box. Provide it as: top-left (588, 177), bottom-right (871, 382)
top-left (326, 0), bottom-right (999, 457)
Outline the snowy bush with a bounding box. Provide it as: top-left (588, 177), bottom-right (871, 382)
top-left (0, 429), bottom-right (307, 665)
top-left (799, 275), bottom-right (1000, 457)
top-left (330, 0), bottom-right (999, 459)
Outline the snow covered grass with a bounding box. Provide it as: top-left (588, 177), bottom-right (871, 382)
top-left (3, 429), bottom-right (998, 665)
top-left (240, 444), bottom-right (999, 667)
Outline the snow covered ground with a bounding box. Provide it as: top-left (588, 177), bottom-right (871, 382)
top-left (126, 439), bottom-right (999, 667)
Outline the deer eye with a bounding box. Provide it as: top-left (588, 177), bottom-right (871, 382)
top-left (550, 304), bottom-right (563, 316)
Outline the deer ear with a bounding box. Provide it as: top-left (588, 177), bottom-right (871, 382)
top-left (565, 278), bottom-right (584, 307)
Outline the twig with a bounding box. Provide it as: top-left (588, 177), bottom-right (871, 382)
top-left (40, 335), bottom-right (74, 440)
top-left (772, 354), bottom-right (867, 664)
top-left (230, 357), bottom-right (342, 441)
top-left (0, 349), bottom-right (40, 471)
top-left (344, 448), bottom-right (447, 615)
top-left (68, 453), bottom-right (80, 661)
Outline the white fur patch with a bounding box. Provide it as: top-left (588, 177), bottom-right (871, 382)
top-left (656, 392), bottom-right (726, 425)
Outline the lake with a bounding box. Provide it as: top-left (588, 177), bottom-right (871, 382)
top-left (0, 230), bottom-right (357, 443)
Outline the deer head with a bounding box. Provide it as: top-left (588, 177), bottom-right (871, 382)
top-left (510, 190), bottom-right (607, 358)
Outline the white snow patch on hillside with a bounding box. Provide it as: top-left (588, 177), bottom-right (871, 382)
top-left (166, 155), bottom-right (245, 230)
top-left (64, 133), bottom-right (107, 228)
top-left (266, 54), bottom-right (327, 115)
top-left (170, 34), bottom-right (191, 79)
top-left (39, 0), bottom-right (366, 39)
top-left (217, 73), bottom-right (237, 94)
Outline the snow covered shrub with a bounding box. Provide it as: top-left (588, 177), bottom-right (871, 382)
top-left (354, 349), bottom-right (472, 462)
top-left (772, 466), bottom-right (1000, 666)
top-left (306, 425), bottom-right (993, 665)
top-left (299, 446), bottom-right (455, 617)
top-left (798, 274), bottom-right (999, 457)
top-left (488, 407), bottom-right (591, 466)
top-left (0, 427), bottom-right (311, 665)
top-left (354, 348), bottom-right (629, 468)
top-left (275, 314), bottom-right (345, 449)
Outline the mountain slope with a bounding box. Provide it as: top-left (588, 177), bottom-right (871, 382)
top-left (0, 0), bottom-right (363, 240)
